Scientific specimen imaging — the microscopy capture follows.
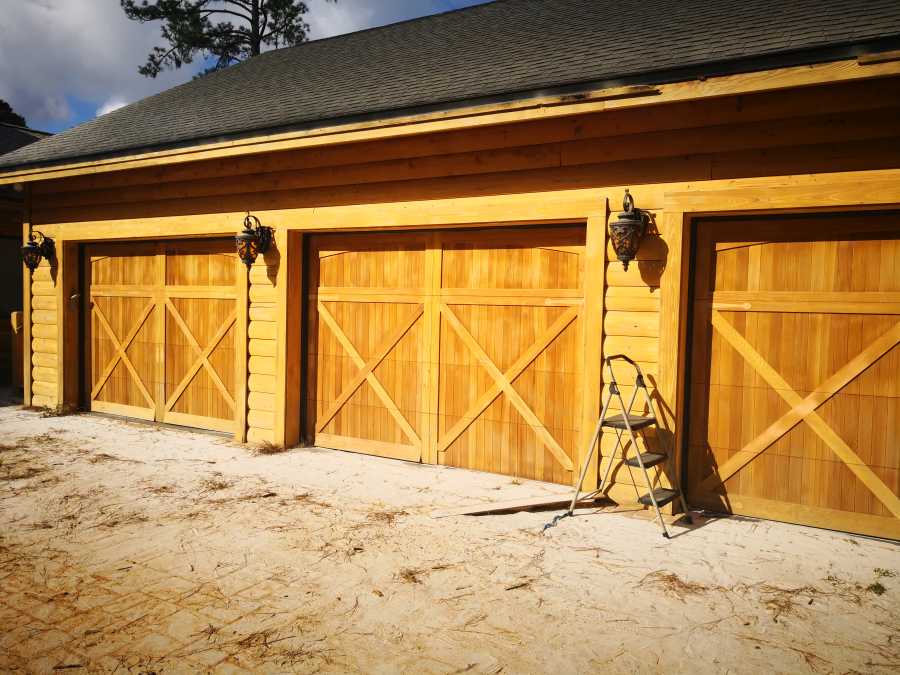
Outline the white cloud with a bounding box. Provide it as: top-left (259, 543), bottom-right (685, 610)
top-left (96, 97), bottom-right (129, 117)
top-left (33, 93), bottom-right (72, 123)
top-left (307, 0), bottom-right (378, 39)
top-left (0, 0), bottom-right (203, 129)
top-left (307, 0), bottom-right (491, 40)
top-left (0, 0), bottom-right (492, 131)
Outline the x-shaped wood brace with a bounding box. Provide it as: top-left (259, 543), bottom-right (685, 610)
top-left (163, 300), bottom-right (237, 413)
top-left (701, 311), bottom-right (900, 519)
top-left (316, 301), bottom-right (423, 449)
top-left (91, 299), bottom-right (156, 409)
top-left (438, 304), bottom-right (577, 472)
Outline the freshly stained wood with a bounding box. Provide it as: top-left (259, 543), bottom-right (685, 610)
top-left (10, 67), bottom-right (900, 542)
top-left (83, 240), bottom-right (242, 433)
top-left (306, 233), bottom-right (429, 461)
top-left (432, 494), bottom-right (602, 518)
top-left (32, 107), bottom-right (900, 215)
top-left (687, 214), bottom-right (900, 539)
top-left (306, 226), bottom-right (585, 484)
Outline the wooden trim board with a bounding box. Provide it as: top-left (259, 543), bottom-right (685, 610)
top-left (431, 494), bottom-right (602, 518)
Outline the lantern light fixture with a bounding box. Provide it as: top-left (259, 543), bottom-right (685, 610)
top-left (21, 229), bottom-right (55, 272)
top-left (235, 213), bottom-right (273, 268)
top-left (608, 189), bottom-right (648, 271)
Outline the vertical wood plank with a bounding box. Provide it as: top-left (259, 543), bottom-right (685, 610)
top-left (54, 239), bottom-right (65, 406)
top-left (272, 229), bottom-right (290, 446)
top-left (578, 207), bottom-right (608, 490)
top-left (81, 247), bottom-right (91, 408)
top-left (58, 241), bottom-right (80, 406)
top-left (234, 245), bottom-right (249, 442)
top-left (422, 231), bottom-right (442, 464)
top-left (658, 210), bottom-right (688, 492)
top-left (283, 231), bottom-right (303, 447)
top-left (305, 240), bottom-right (320, 445)
top-left (154, 244), bottom-right (166, 421)
top-left (22, 189), bottom-right (32, 405)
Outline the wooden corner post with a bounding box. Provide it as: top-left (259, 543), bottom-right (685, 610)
top-left (273, 229), bottom-right (303, 448)
top-left (234, 245), bottom-right (249, 443)
top-left (657, 210), bottom-right (690, 491)
top-left (57, 240), bottom-right (80, 408)
top-left (577, 204), bottom-right (608, 490)
top-left (22, 188), bottom-right (32, 406)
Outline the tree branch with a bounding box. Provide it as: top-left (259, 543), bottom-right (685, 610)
top-left (123, 0), bottom-right (322, 78)
top-left (223, 0), bottom-right (254, 9)
top-left (199, 8), bottom-right (252, 23)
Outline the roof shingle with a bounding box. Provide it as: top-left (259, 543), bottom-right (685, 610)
top-left (3, 0), bottom-right (899, 170)
top-left (0, 123), bottom-right (50, 157)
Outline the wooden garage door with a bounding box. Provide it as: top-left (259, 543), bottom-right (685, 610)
top-left (307, 227), bottom-right (584, 484)
top-left (84, 240), bottom-right (242, 433)
top-left (687, 213), bottom-right (900, 539)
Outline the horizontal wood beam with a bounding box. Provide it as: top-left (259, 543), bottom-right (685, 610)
top-left (708, 291), bottom-right (900, 315)
top-left (32, 106), bottom-right (900, 211)
top-left (34, 188), bottom-right (603, 240)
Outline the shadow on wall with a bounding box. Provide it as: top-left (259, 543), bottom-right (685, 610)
top-left (639, 212), bottom-right (666, 287)
top-left (261, 243), bottom-right (280, 285)
top-left (672, 242), bottom-right (732, 515)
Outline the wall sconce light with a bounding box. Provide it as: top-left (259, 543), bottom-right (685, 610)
top-left (235, 213), bottom-right (273, 268)
top-left (608, 189), bottom-right (648, 271)
top-left (21, 229), bottom-right (55, 272)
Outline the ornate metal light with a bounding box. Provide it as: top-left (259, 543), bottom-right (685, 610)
top-left (21, 229), bottom-right (55, 272)
top-left (608, 189), bottom-right (648, 271)
top-left (235, 213), bottom-right (273, 268)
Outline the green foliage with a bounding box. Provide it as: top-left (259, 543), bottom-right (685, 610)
top-left (121, 0), bottom-right (333, 78)
top-left (0, 100), bottom-right (26, 127)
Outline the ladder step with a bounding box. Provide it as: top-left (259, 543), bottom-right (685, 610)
top-left (601, 413), bottom-right (656, 431)
top-left (624, 452), bottom-right (667, 468)
top-left (638, 488), bottom-right (679, 508)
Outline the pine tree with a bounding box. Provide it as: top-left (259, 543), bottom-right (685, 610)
top-left (121, 0), bottom-right (333, 77)
top-left (0, 100), bottom-right (27, 127)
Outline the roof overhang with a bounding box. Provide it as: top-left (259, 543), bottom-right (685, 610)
top-left (2, 55), bottom-right (899, 187)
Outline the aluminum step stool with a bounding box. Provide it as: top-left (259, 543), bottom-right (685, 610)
top-left (545, 354), bottom-right (691, 538)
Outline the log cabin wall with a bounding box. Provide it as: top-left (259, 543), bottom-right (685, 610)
top-left (29, 258), bottom-right (57, 407)
top-left (18, 75), bottom-right (900, 502)
top-left (247, 257), bottom-right (279, 444)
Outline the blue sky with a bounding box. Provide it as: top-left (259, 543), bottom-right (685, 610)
top-left (0, 0), bottom-right (492, 134)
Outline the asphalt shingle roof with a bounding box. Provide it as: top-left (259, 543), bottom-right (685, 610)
top-left (0, 123), bottom-right (50, 157)
top-left (3, 0), bottom-right (900, 171)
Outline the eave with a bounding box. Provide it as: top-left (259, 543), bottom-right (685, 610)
top-left (1, 56), bottom-right (899, 186)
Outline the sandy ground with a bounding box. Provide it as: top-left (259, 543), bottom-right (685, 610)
top-left (0, 395), bottom-right (898, 674)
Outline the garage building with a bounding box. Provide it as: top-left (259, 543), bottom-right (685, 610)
top-left (2, 0), bottom-right (899, 538)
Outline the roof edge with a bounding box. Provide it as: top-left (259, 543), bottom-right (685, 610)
top-left (0, 122), bottom-right (52, 135)
top-left (5, 34), bottom-right (898, 176)
top-left (2, 49), bottom-right (900, 186)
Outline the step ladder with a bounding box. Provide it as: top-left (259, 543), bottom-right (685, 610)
top-left (546, 354), bottom-right (691, 538)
